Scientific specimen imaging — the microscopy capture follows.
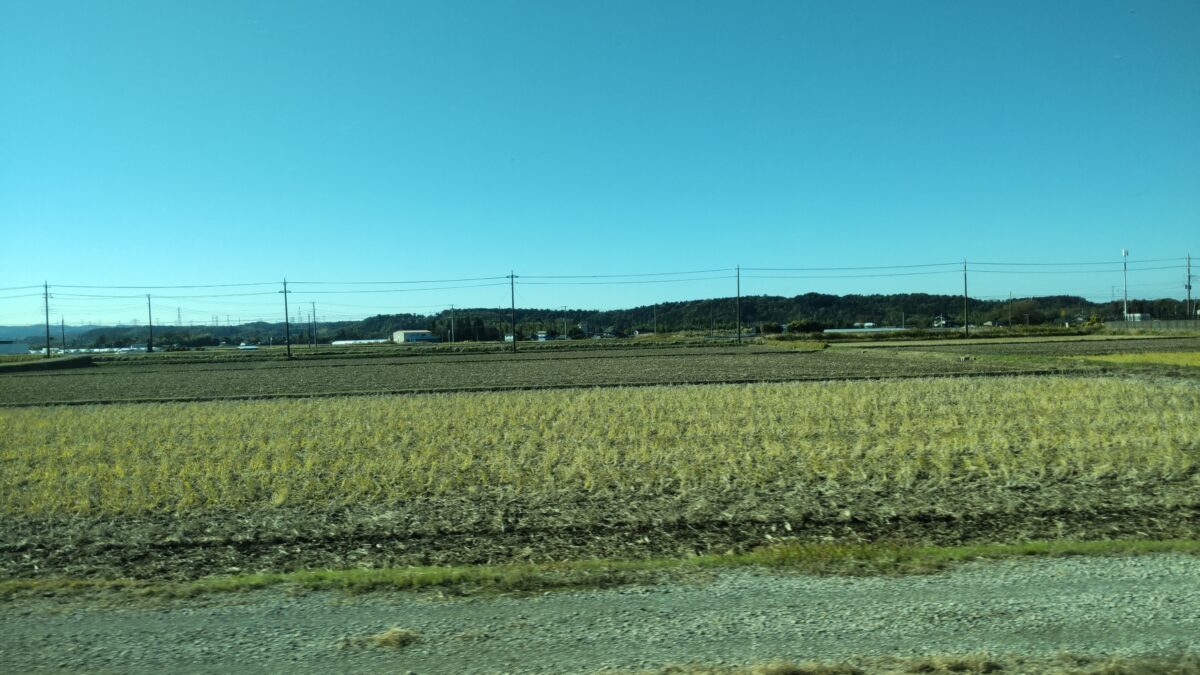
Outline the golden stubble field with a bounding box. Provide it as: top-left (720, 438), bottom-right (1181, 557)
top-left (2, 373), bottom-right (1198, 580)
top-left (2, 376), bottom-right (1196, 516)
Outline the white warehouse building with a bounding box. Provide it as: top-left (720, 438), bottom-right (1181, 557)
top-left (392, 329), bottom-right (437, 343)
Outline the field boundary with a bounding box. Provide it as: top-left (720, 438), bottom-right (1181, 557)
top-left (2, 538), bottom-right (1197, 601)
top-left (1, 346), bottom-right (771, 379)
top-left (0, 368), bottom-right (1073, 408)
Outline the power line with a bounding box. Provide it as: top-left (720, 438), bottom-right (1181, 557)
top-left (53, 282), bottom-right (278, 289)
top-left (521, 275), bottom-right (736, 286)
top-left (972, 265), bottom-right (1183, 275)
top-left (53, 291), bottom-right (280, 299)
top-left (744, 270), bottom-right (956, 279)
top-left (970, 257), bottom-right (1184, 266)
top-left (292, 282), bottom-right (511, 294)
top-left (289, 276), bottom-right (508, 285)
top-left (522, 268), bottom-right (733, 279)
top-left (744, 263), bottom-right (957, 272)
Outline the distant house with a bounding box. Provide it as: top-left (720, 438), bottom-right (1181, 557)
top-left (393, 329), bottom-right (437, 343)
top-left (1125, 313), bottom-right (1151, 322)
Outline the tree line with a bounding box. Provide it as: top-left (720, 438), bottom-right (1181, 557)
top-left (31, 292), bottom-right (1196, 348)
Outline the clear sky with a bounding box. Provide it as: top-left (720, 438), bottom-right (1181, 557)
top-left (2, 0), bottom-right (1197, 325)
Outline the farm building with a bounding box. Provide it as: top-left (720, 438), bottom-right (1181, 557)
top-left (392, 329), bottom-right (437, 343)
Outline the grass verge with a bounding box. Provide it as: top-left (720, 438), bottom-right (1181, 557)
top-left (3, 538), bottom-right (1197, 603)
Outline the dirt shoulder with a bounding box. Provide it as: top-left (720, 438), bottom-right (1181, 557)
top-left (2, 554), bottom-right (1198, 674)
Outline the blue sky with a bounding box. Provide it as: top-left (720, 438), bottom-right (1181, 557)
top-left (2, 0), bottom-right (1197, 325)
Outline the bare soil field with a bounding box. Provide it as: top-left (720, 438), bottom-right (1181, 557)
top-left (4, 474), bottom-right (1196, 581)
top-left (0, 347), bottom-right (1063, 406)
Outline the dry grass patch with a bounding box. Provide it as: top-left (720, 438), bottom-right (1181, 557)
top-left (1083, 352), bottom-right (1200, 368)
top-left (341, 626), bottom-right (421, 650)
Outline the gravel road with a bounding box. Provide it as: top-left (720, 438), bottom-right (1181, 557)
top-left (2, 554), bottom-right (1198, 674)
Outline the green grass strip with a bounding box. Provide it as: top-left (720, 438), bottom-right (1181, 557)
top-left (3, 538), bottom-right (1198, 602)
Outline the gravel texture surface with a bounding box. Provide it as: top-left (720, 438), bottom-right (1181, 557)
top-left (2, 554), bottom-right (1198, 673)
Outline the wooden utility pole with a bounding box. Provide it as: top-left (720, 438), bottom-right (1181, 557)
top-left (736, 265), bottom-right (742, 343)
top-left (1186, 253), bottom-right (1193, 324)
top-left (962, 259), bottom-right (969, 337)
top-left (43, 282), bottom-right (52, 358)
top-left (146, 294), bottom-right (154, 353)
top-left (1122, 248), bottom-right (1129, 322)
top-left (450, 304), bottom-right (455, 343)
top-left (310, 301), bottom-right (317, 348)
top-left (281, 279), bottom-right (292, 359)
top-left (509, 271), bottom-right (517, 353)
top-left (60, 317), bottom-right (66, 352)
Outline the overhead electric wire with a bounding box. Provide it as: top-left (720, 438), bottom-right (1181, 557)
top-left (0, 285), bottom-right (43, 291)
top-left (55, 291), bottom-right (279, 299)
top-left (972, 265), bottom-right (1183, 275)
top-left (53, 282), bottom-right (278, 289)
top-left (291, 281), bottom-right (510, 294)
top-left (289, 275), bottom-right (508, 285)
top-left (520, 275), bottom-right (736, 286)
top-left (744, 270), bottom-right (957, 279)
top-left (522, 268), bottom-right (733, 279)
top-left (744, 262), bottom-right (958, 272)
top-left (970, 257), bottom-right (1184, 266)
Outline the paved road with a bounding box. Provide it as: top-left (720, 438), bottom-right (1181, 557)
top-left (2, 554), bottom-right (1198, 674)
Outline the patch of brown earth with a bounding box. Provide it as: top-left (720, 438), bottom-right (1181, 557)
top-left (2, 475), bottom-right (1197, 580)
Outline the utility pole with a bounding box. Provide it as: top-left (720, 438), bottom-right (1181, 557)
top-left (561, 306), bottom-right (567, 339)
top-left (450, 304), bottom-right (455, 343)
top-left (60, 317), bottom-right (66, 352)
top-left (177, 307), bottom-right (182, 326)
top-left (1186, 253), bottom-right (1193, 324)
top-left (1007, 292), bottom-right (1013, 329)
top-left (43, 281), bottom-right (51, 358)
top-left (962, 259), bottom-right (969, 337)
top-left (653, 305), bottom-right (657, 335)
top-left (509, 271), bottom-right (517, 353)
top-left (1122, 248), bottom-right (1129, 322)
top-left (146, 294), bottom-right (154, 352)
top-left (311, 301), bottom-right (317, 348)
top-left (736, 264), bottom-right (742, 343)
top-left (281, 279), bottom-right (293, 359)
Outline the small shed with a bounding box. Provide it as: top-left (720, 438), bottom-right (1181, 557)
top-left (392, 330), bottom-right (437, 343)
